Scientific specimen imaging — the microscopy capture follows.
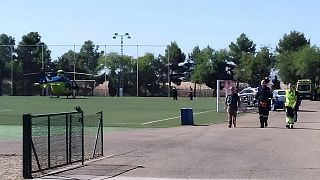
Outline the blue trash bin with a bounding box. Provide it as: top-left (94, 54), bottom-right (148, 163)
top-left (181, 108), bottom-right (194, 125)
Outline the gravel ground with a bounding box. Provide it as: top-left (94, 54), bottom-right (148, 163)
top-left (0, 155), bottom-right (23, 180)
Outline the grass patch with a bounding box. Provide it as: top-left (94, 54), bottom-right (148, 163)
top-left (0, 96), bottom-right (227, 128)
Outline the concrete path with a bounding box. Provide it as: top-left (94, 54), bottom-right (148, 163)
top-left (38, 100), bottom-right (320, 180)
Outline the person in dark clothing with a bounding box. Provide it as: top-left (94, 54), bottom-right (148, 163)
top-left (172, 86), bottom-right (178, 100)
top-left (255, 80), bottom-right (273, 128)
top-left (293, 85), bottom-right (300, 122)
top-left (225, 87), bottom-right (240, 128)
top-left (189, 86), bottom-right (193, 100)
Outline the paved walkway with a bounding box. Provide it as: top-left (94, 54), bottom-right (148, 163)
top-left (38, 100), bottom-right (320, 180)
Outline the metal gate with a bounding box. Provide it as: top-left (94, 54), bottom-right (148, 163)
top-left (23, 109), bottom-right (103, 178)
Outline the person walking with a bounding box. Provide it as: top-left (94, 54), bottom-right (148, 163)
top-left (172, 86), bottom-right (178, 100)
top-left (225, 87), bottom-right (240, 128)
top-left (255, 80), bottom-right (273, 128)
top-left (285, 83), bottom-right (297, 129)
top-left (293, 84), bottom-right (300, 122)
top-left (189, 86), bottom-right (193, 100)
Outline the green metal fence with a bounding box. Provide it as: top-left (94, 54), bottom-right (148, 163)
top-left (23, 109), bottom-right (103, 179)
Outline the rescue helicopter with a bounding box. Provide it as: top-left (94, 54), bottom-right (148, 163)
top-left (36, 69), bottom-right (78, 98)
top-left (27, 69), bottom-right (94, 98)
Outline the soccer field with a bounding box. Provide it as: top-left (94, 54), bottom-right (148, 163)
top-left (0, 96), bottom-right (226, 129)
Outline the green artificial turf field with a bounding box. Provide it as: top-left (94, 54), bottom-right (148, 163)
top-left (0, 96), bottom-right (227, 129)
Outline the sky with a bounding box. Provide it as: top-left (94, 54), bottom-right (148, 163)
top-left (1, 0), bottom-right (320, 59)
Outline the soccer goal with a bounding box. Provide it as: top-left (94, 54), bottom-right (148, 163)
top-left (74, 80), bottom-right (96, 96)
top-left (216, 80), bottom-right (237, 112)
top-left (216, 80), bottom-right (253, 113)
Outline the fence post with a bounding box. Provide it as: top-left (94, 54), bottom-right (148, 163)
top-left (81, 112), bottom-right (84, 165)
top-left (68, 115), bottom-right (72, 163)
top-left (65, 114), bottom-right (69, 164)
top-left (23, 114), bottom-right (32, 179)
top-left (48, 116), bottom-right (51, 168)
top-left (100, 111), bottom-right (103, 156)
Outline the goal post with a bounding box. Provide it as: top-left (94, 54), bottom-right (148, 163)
top-left (216, 79), bottom-right (253, 113)
top-left (74, 80), bottom-right (96, 96)
top-left (216, 79), bottom-right (241, 112)
top-left (216, 80), bottom-right (237, 113)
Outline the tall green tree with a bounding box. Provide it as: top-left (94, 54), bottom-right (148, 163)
top-left (275, 31), bottom-right (311, 83)
top-left (252, 47), bottom-right (274, 86)
top-left (78, 40), bottom-right (101, 74)
top-left (16, 32), bottom-right (51, 95)
top-left (137, 53), bottom-right (165, 96)
top-left (229, 33), bottom-right (256, 65)
top-left (190, 46), bottom-right (230, 90)
top-left (190, 46), bottom-right (212, 85)
top-left (295, 46), bottom-right (320, 83)
top-left (276, 52), bottom-right (301, 84)
top-left (0, 34), bottom-right (15, 95)
top-left (234, 47), bottom-right (274, 87)
top-left (54, 50), bottom-right (78, 72)
top-left (276, 31), bottom-right (310, 54)
top-left (97, 52), bottom-right (135, 96)
top-left (165, 41), bottom-right (186, 85)
top-left (229, 33), bottom-right (256, 89)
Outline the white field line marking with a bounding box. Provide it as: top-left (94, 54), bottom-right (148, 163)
top-left (141, 109), bottom-right (216, 125)
top-left (109, 122), bottom-right (141, 125)
top-left (0, 110), bottom-right (13, 113)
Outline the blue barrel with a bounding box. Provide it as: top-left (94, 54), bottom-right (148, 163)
top-left (181, 108), bottom-right (194, 125)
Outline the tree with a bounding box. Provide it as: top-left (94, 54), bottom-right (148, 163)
top-left (55, 50), bottom-right (78, 72)
top-left (276, 31), bottom-right (310, 54)
top-left (252, 47), bottom-right (274, 86)
top-left (78, 40), bottom-right (101, 74)
top-left (234, 53), bottom-right (255, 85)
top-left (137, 53), bottom-right (164, 96)
top-left (190, 46), bottom-right (230, 91)
top-left (276, 52), bottom-right (301, 84)
top-left (229, 33), bottom-right (256, 65)
top-left (0, 34), bottom-right (15, 96)
top-left (165, 41), bottom-right (186, 85)
top-left (96, 52), bottom-right (135, 96)
top-left (234, 47), bottom-right (274, 87)
top-left (275, 31), bottom-right (312, 84)
top-left (229, 33), bottom-right (256, 89)
top-left (295, 46), bottom-right (320, 83)
top-left (190, 46), bottom-right (212, 85)
top-left (16, 32), bottom-right (51, 95)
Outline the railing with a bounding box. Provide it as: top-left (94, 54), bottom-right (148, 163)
top-left (23, 109), bottom-right (103, 179)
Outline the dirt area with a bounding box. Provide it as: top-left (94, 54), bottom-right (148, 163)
top-left (0, 155), bottom-right (23, 180)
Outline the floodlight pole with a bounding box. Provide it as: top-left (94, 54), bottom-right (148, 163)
top-left (41, 45), bottom-right (44, 69)
top-left (167, 49), bottom-right (170, 97)
top-left (104, 45), bottom-right (107, 96)
top-left (136, 45), bottom-right (139, 97)
top-left (73, 45), bottom-right (76, 81)
top-left (10, 45), bottom-right (13, 96)
top-left (113, 33), bottom-right (131, 97)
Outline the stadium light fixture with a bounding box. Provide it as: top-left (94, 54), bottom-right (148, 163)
top-left (112, 32), bottom-right (131, 97)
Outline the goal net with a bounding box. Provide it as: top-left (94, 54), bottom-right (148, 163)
top-left (74, 80), bottom-right (96, 96)
top-left (216, 80), bottom-right (251, 113)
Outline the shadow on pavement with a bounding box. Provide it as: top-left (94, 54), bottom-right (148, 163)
top-left (298, 109), bottom-right (318, 113)
top-left (235, 126), bottom-right (320, 130)
top-left (261, 126), bottom-right (320, 131)
top-left (193, 124), bottom-right (210, 126)
top-left (298, 121), bottom-right (320, 124)
top-left (292, 127), bottom-right (320, 131)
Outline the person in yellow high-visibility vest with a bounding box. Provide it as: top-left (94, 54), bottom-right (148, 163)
top-left (285, 83), bottom-right (297, 129)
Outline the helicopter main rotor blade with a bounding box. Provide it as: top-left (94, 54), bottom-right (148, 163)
top-left (21, 72), bottom-right (40, 76)
top-left (65, 72), bottom-right (94, 76)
